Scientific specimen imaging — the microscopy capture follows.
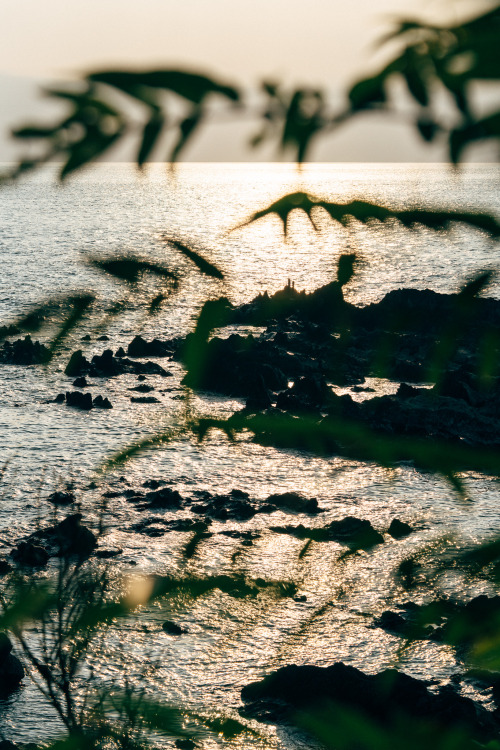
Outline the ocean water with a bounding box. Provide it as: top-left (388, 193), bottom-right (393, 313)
top-left (0, 162), bottom-right (499, 745)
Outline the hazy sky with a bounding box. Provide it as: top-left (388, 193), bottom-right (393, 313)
top-left (2, 0), bottom-right (481, 83)
top-left (0, 0), bottom-right (489, 161)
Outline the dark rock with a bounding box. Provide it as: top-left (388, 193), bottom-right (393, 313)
top-left (162, 620), bottom-right (187, 635)
top-left (97, 335), bottom-right (109, 341)
top-left (27, 514), bottom-right (97, 559)
top-left (266, 492), bottom-right (320, 514)
top-left (115, 347), bottom-right (126, 358)
top-left (93, 395), bottom-right (113, 409)
top-left (0, 336), bottom-right (51, 366)
top-left (240, 662), bottom-right (499, 742)
top-left (129, 384), bottom-right (155, 393)
top-left (65, 350), bottom-right (89, 377)
top-left (72, 377), bottom-right (88, 388)
top-left (131, 396), bottom-right (160, 404)
top-left (191, 493), bottom-right (257, 522)
top-left (0, 324), bottom-right (21, 338)
top-left (52, 393), bottom-right (65, 403)
top-left (0, 634), bottom-right (24, 693)
top-left (0, 740), bottom-right (20, 750)
top-left (0, 559), bottom-right (12, 575)
top-left (10, 541), bottom-right (49, 567)
top-left (81, 334), bottom-right (91, 341)
top-left (47, 491), bottom-right (75, 506)
top-left (66, 391), bottom-right (93, 410)
top-left (271, 517), bottom-right (383, 550)
top-left (175, 740), bottom-right (196, 750)
top-left (127, 335), bottom-right (172, 358)
top-left (143, 487), bottom-right (184, 509)
top-left (65, 348), bottom-right (172, 379)
top-left (388, 519), bottom-right (414, 539)
top-left (142, 479), bottom-right (165, 489)
top-left (137, 374), bottom-right (147, 381)
top-left (397, 382), bottom-right (425, 399)
top-left (373, 610), bottom-right (410, 636)
top-left (95, 548), bottom-right (123, 559)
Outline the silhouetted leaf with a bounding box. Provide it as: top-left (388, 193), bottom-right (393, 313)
top-left (11, 126), bottom-right (58, 139)
top-left (166, 238), bottom-right (224, 279)
top-left (137, 111), bottom-right (164, 167)
top-left (45, 294), bottom-right (95, 359)
top-left (235, 192), bottom-right (500, 237)
top-left (170, 110), bottom-right (203, 162)
top-left (88, 70), bottom-right (239, 104)
top-left (88, 256), bottom-right (179, 284)
top-left (337, 254), bottom-right (357, 287)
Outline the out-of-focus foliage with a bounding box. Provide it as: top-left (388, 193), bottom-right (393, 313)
top-left (348, 3), bottom-right (500, 162)
top-left (1, 3), bottom-right (499, 750)
top-left (5, 70), bottom-right (240, 180)
top-left (233, 191), bottom-right (500, 237)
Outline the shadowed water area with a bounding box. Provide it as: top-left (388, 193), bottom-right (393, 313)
top-left (0, 162), bottom-right (499, 745)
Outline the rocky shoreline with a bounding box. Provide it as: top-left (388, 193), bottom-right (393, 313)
top-left (1, 281), bottom-right (500, 746)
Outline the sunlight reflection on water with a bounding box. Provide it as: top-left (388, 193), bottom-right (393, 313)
top-left (0, 163), bottom-right (499, 744)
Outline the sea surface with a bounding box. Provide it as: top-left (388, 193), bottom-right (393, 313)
top-left (0, 162), bottom-right (499, 746)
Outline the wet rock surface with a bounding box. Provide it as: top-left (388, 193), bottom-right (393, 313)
top-left (0, 336), bottom-right (50, 365)
top-left (0, 634), bottom-right (24, 694)
top-left (11, 514), bottom-right (97, 561)
top-left (65, 348), bottom-right (172, 379)
top-left (163, 284), bottom-right (500, 455)
top-left (240, 661), bottom-right (500, 742)
top-left (122, 486), bottom-right (324, 522)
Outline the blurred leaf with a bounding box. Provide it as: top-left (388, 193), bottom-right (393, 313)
top-left (281, 88), bottom-right (326, 162)
top-left (337, 253), bottom-right (357, 287)
top-left (88, 256), bottom-right (179, 284)
top-left (450, 111), bottom-right (500, 164)
top-left (99, 427), bottom-right (182, 471)
top-left (234, 192), bottom-right (500, 237)
top-left (148, 293), bottom-right (168, 315)
top-left (169, 110), bottom-right (203, 163)
top-left (166, 238), bottom-right (224, 279)
top-left (11, 125), bottom-right (59, 139)
top-left (88, 69), bottom-right (239, 104)
top-left (45, 294), bottom-right (95, 359)
top-left (137, 111), bottom-right (164, 167)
